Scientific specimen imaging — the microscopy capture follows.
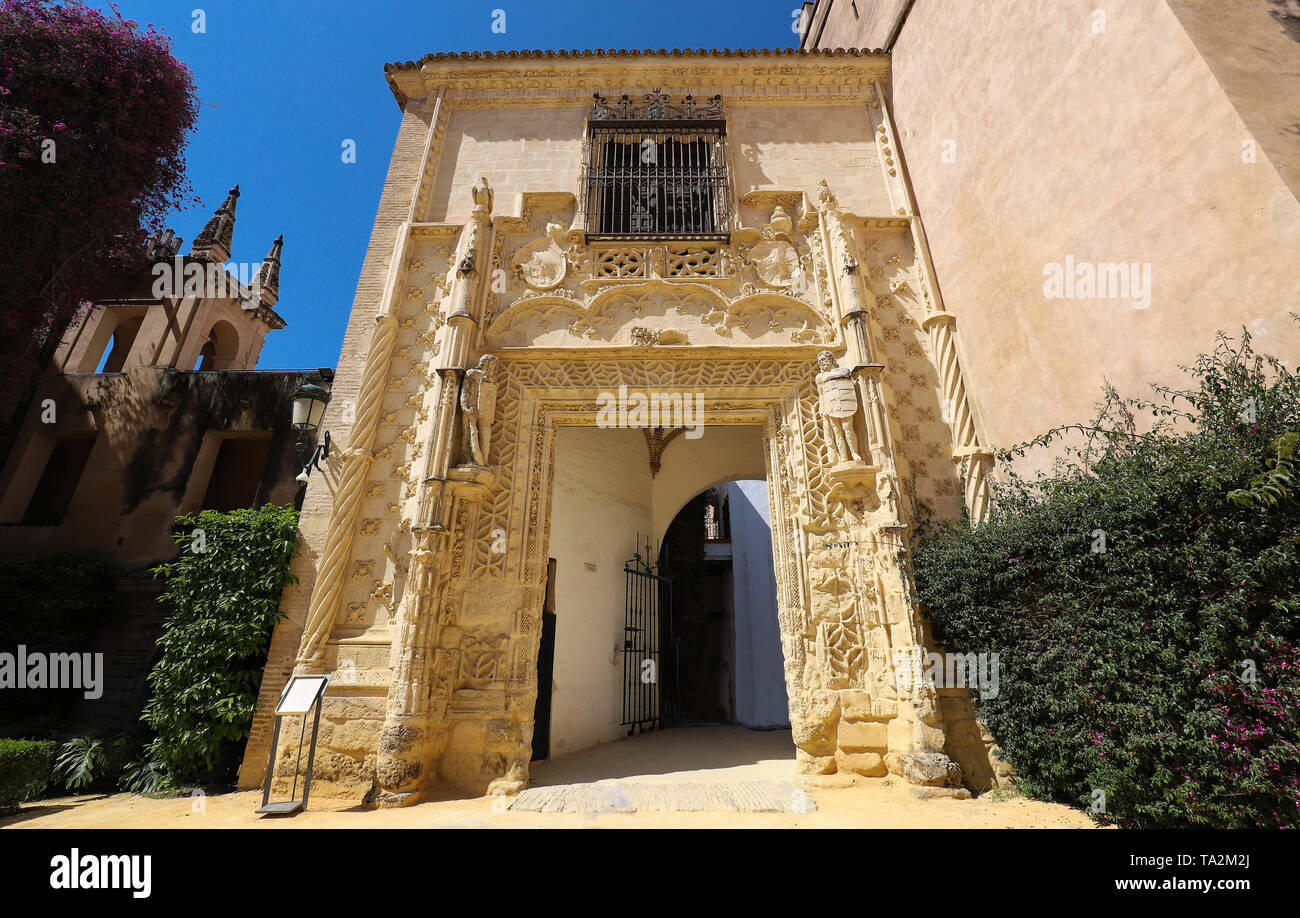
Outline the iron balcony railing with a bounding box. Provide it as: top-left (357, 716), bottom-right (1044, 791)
top-left (585, 122), bottom-right (730, 241)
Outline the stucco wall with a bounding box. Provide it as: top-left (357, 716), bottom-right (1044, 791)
top-left (1166, 0), bottom-right (1300, 199)
top-left (427, 100), bottom-right (893, 229)
top-left (803, 0), bottom-right (911, 50)
top-left (890, 0), bottom-right (1300, 455)
top-left (546, 427), bottom-right (653, 758)
top-left (806, 0), bottom-right (1300, 457)
top-left (0, 367), bottom-right (310, 568)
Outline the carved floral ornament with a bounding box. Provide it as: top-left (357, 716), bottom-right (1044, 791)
top-left (590, 89), bottom-right (724, 121)
top-left (492, 192), bottom-right (833, 346)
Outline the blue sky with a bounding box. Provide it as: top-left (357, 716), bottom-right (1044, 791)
top-left (107, 0), bottom-right (806, 370)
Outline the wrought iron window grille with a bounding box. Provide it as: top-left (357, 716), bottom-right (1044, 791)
top-left (585, 91), bottom-right (731, 241)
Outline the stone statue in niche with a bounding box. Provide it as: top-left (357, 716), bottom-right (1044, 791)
top-left (456, 177), bottom-right (493, 277)
top-left (815, 350), bottom-right (863, 465)
top-left (459, 354), bottom-right (499, 467)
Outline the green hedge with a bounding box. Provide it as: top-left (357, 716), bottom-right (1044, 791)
top-left (0, 554), bottom-right (123, 732)
top-left (910, 330), bottom-right (1300, 828)
top-left (0, 739), bottom-right (55, 813)
top-left (142, 504), bottom-right (298, 784)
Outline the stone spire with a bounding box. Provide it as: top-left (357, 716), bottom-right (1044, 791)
top-left (189, 185), bottom-right (240, 263)
top-left (253, 234), bottom-right (283, 307)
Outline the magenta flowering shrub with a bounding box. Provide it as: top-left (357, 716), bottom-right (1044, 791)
top-left (910, 328), bottom-right (1300, 827)
top-left (0, 0), bottom-right (198, 419)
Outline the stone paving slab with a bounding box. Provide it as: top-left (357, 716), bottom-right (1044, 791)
top-left (508, 780), bottom-right (816, 814)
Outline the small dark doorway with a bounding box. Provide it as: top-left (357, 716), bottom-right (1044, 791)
top-left (201, 434), bottom-right (273, 511)
top-left (656, 483), bottom-right (789, 730)
top-left (22, 434), bottom-right (97, 526)
top-left (531, 558), bottom-right (558, 761)
top-left (659, 489), bottom-right (733, 725)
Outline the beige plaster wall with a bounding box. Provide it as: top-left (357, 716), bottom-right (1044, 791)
top-left (866, 0), bottom-right (1300, 458)
top-left (803, 0), bottom-right (911, 50)
top-left (796, 0), bottom-right (1300, 461)
top-left (427, 101), bottom-right (894, 229)
top-left (1166, 0), bottom-right (1300, 199)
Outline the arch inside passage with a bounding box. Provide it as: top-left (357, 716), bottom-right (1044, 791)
top-left (539, 423), bottom-right (789, 764)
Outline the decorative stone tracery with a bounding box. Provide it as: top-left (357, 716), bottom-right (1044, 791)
top-left (246, 73), bottom-right (998, 800)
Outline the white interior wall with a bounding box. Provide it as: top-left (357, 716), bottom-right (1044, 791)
top-left (546, 427), bottom-right (653, 758)
top-left (545, 424), bottom-right (785, 760)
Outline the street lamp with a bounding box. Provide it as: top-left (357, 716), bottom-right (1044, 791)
top-left (291, 381), bottom-right (331, 485)
top-left (291, 382), bottom-right (330, 433)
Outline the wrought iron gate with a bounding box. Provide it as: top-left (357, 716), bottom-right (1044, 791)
top-left (622, 544), bottom-right (673, 734)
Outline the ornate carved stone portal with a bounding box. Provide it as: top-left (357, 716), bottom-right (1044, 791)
top-left (242, 51), bottom-right (1000, 805)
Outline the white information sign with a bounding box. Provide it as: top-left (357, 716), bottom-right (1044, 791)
top-left (275, 675), bottom-right (329, 715)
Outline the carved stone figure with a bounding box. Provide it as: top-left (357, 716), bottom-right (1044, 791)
top-left (816, 178), bottom-right (838, 212)
top-left (471, 175), bottom-right (494, 213)
top-left (460, 354), bottom-right (499, 467)
top-left (815, 350), bottom-right (863, 464)
top-left (877, 473), bottom-right (901, 521)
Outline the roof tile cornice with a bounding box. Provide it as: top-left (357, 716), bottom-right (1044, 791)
top-left (383, 47), bottom-right (890, 107)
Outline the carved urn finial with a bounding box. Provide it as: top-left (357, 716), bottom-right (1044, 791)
top-left (816, 179), bottom-right (839, 213)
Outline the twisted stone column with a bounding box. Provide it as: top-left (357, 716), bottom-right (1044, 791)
top-left (922, 311), bottom-right (993, 523)
top-left (296, 308), bottom-right (401, 671)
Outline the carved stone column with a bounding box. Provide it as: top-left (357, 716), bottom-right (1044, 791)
top-left (372, 524), bottom-right (451, 806)
top-left (921, 310), bottom-right (993, 523)
top-left (781, 182), bottom-right (962, 791)
top-left (295, 220), bottom-right (408, 671)
top-left (371, 181), bottom-right (498, 806)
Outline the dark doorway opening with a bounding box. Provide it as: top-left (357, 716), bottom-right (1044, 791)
top-left (201, 434), bottom-right (272, 511)
top-left (531, 558), bottom-right (558, 761)
top-left (656, 484), bottom-right (788, 730)
top-left (22, 434), bottom-right (97, 526)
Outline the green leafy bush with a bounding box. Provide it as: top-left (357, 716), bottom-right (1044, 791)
top-left (142, 505), bottom-right (298, 784)
top-left (0, 738), bottom-right (55, 813)
top-left (0, 553), bottom-right (123, 732)
top-left (51, 733), bottom-right (135, 791)
top-left (119, 753), bottom-right (167, 795)
top-left (910, 329), bottom-right (1300, 827)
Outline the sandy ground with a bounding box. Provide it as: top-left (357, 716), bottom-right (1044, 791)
top-left (3, 726), bottom-right (1096, 829)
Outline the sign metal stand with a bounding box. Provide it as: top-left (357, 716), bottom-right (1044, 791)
top-left (256, 673), bottom-right (330, 816)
